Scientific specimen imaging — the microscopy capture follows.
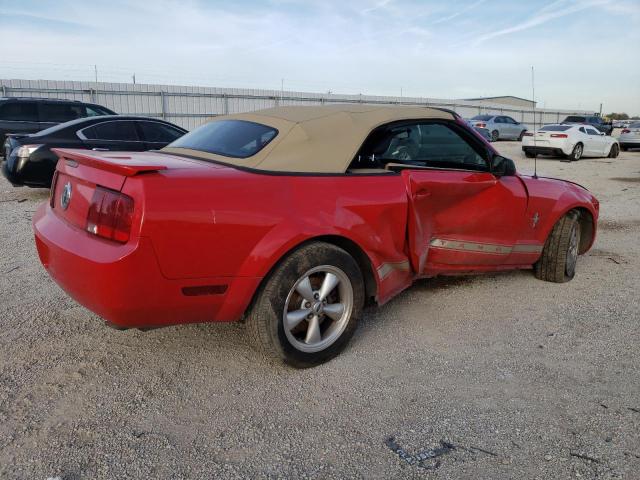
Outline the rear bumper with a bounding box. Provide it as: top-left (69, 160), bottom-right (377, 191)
top-left (2, 153), bottom-right (53, 187)
top-left (522, 146), bottom-right (567, 157)
top-left (33, 203), bottom-right (261, 328)
top-left (619, 141), bottom-right (640, 149)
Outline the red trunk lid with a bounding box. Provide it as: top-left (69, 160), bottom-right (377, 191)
top-left (50, 148), bottom-right (208, 230)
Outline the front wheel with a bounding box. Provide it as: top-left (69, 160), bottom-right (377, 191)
top-left (534, 211), bottom-right (581, 283)
top-left (608, 144), bottom-right (619, 158)
top-left (491, 130), bottom-right (499, 142)
top-left (246, 242), bottom-right (364, 368)
top-left (524, 150), bottom-right (536, 158)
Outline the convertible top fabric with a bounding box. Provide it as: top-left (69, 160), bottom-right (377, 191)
top-left (162, 105), bottom-right (455, 173)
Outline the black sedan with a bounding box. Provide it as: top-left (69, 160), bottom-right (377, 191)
top-left (2, 116), bottom-right (187, 187)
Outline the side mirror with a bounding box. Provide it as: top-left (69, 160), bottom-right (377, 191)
top-left (600, 132), bottom-right (605, 136)
top-left (492, 155), bottom-right (516, 177)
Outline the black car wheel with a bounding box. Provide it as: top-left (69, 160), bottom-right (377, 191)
top-left (608, 144), bottom-right (619, 158)
top-left (247, 242), bottom-right (364, 368)
top-left (524, 151), bottom-right (536, 158)
top-left (491, 130), bottom-right (499, 142)
top-left (534, 210), bottom-right (581, 283)
top-left (567, 143), bottom-right (583, 161)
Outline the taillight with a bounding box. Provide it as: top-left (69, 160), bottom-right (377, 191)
top-left (622, 129), bottom-right (630, 134)
top-left (550, 134), bottom-right (568, 138)
top-left (49, 171), bottom-right (59, 208)
top-left (476, 123), bottom-right (486, 128)
top-left (523, 132), bottom-right (534, 136)
top-left (86, 187), bottom-right (134, 243)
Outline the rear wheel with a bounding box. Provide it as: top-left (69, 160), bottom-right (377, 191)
top-left (246, 242), bottom-right (364, 368)
top-left (621, 145), bottom-right (628, 152)
top-left (491, 130), bottom-right (499, 142)
top-left (524, 151), bottom-right (536, 158)
top-left (608, 143), bottom-right (619, 158)
top-left (534, 211), bottom-right (581, 283)
top-left (567, 143), bottom-right (583, 161)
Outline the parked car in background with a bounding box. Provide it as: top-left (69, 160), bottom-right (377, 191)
top-left (465, 119), bottom-right (493, 142)
top-left (522, 124), bottom-right (619, 161)
top-left (561, 115), bottom-right (613, 135)
top-left (33, 105), bottom-right (599, 368)
top-left (468, 115), bottom-right (529, 141)
top-left (0, 97), bottom-right (116, 150)
top-left (619, 122), bottom-right (640, 151)
top-left (2, 116), bottom-right (186, 187)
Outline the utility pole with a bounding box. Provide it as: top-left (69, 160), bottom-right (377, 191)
top-left (280, 78), bottom-right (284, 103)
top-left (599, 103), bottom-right (603, 116)
top-left (94, 65), bottom-right (98, 84)
top-left (132, 73), bottom-right (136, 85)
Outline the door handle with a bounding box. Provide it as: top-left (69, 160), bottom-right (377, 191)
top-left (91, 148), bottom-right (109, 151)
top-left (413, 188), bottom-right (431, 198)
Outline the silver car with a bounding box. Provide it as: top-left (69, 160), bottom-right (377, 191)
top-left (619, 121), bottom-right (640, 151)
top-left (469, 115), bottom-right (529, 142)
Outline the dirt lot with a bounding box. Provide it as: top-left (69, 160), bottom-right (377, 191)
top-left (1, 143), bottom-right (639, 479)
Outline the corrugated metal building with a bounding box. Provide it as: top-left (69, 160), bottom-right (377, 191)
top-left (0, 79), bottom-right (592, 131)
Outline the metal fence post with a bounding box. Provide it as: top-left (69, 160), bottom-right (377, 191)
top-left (557, 112), bottom-right (560, 122)
top-left (160, 91), bottom-right (166, 119)
top-left (1, 85), bottom-right (6, 97)
top-left (223, 93), bottom-right (229, 115)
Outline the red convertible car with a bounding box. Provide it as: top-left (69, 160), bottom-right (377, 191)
top-left (33, 105), bottom-right (599, 367)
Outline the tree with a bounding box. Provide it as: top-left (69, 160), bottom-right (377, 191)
top-left (606, 112), bottom-right (629, 120)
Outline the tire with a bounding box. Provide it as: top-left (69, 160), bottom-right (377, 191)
top-left (534, 211), bottom-right (581, 283)
top-left (518, 130), bottom-right (526, 141)
top-left (524, 151), bottom-right (536, 158)
top-left (621, 145), bottom-right (628, 152)
top-left (567, 143), bottom-right (583, 161)
top-left (491, 130), bottom-right (499, 142)
top-left (608, 143), bottom-right (619, 158)
top-left (246, 242), bottom-right (364, 368)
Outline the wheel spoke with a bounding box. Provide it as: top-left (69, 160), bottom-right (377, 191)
top-left (286, 309), bottom-right (311, 330)
top-left (323, 302), bottom-right (345, 321)
top-left (295, 276), bottom-right (315, 303)
top-left (305, 315), bottom-right (322, 344)
top-left (318, 272), bottom-right (340, 301)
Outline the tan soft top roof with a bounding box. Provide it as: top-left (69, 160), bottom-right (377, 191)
top-left (162, 105), bottom-right (455, 173)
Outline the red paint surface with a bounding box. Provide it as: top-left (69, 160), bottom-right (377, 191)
top-left (33, 148), bottom-right (599, 329)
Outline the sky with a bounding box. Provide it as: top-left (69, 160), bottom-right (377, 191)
top-left (0, 0), bottom-right (639, 114)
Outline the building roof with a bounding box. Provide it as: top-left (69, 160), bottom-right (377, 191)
top-left (464, 95), bottom-right (535, 104)
top-left (163, 105), bottom-right (455, 173)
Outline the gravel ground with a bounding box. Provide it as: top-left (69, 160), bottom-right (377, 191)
top-left (1, 143), bottom-right (639, 479)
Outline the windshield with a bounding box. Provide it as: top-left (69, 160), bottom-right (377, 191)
top-left (540, 125), bottom-right (571, 131)
top-left (167, 120), bottom-right (278, 158)
top-left (471, 115), bottom-right (493, 121)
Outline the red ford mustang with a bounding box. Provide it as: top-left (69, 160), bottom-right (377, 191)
top-left (33, 106), bottom-right (599, 367)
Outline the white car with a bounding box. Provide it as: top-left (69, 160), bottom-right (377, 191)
top-left (619, 121), bottom-right (640, 151)
top-left (522, 124), bottom-right (620, 161)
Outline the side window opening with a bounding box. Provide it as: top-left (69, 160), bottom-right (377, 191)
top-left (349, 121), bottom-right (489, 173)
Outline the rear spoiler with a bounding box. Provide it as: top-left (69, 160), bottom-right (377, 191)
top-left (53, 148), bottom-right (168, 177)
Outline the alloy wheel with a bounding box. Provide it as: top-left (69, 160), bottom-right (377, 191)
top-left (282, 265), bottom-right (354, 353)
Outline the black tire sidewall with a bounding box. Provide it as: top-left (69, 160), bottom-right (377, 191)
top-left (257, 243), bottom-right (364, 368)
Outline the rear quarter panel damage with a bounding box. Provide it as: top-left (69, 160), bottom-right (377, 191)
top-left (133, 168), bottom-right (412, 307)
